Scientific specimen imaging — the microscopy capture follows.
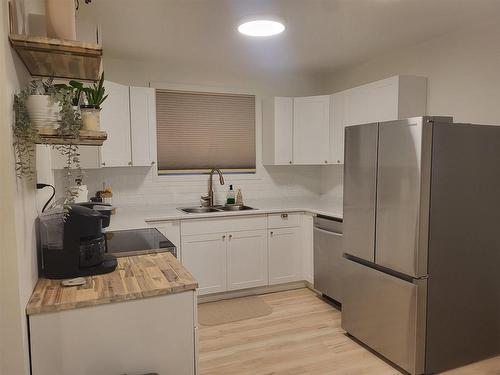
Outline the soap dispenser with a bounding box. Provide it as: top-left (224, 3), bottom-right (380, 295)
top-left (226, 185), bottom-right (235, 205)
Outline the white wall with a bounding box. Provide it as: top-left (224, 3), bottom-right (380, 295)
top-left (54, 57), bottom-right (326, 206)
top-left (0, 0), bottom-right (33, 373)
top-left (320, 21), bottom-right (500, 198)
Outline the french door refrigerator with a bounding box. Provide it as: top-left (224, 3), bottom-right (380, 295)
top-left (342, 116), bottom-right (500, 375)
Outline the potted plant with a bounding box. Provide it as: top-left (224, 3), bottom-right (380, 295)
top-left (80, 72), bottom-right (107, 131)
top-left (14, 78), bottom-right (84, 207)
top-left (24, 78), bottom-right (61, 130)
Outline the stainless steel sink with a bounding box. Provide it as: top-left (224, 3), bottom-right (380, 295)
top-left (178, 205), bottom-right (256, 214)
top-left (178, 207), bottom-right (221, 214)
top-left (217, 205), bottom-right (255, 211)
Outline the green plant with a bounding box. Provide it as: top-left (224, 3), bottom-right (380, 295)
top-left (13, 78), bottom-right (84, 208)
top-left (83, 72), bottom-right (107, 109)
top-left (55, 80), bottom-right (85, 106)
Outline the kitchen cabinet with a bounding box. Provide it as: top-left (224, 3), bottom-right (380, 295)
top-left (262, 97), bottom-right (293, 165)
top-left (182, 233), bottom-right (227, 295)
top-left (268, 227), bottom-right (302, 285)
top-left (29, 291), bottom-right (197, 375)
top-left (227, 230), bottom-right (268, 290)
top-left (263, 75), bottom-right (426, 166)
top-left (100, 80), bottom-right (132, 167)
top-left (51, 82), bottom-right (157, 169)
top-left (130, 86), bottom-right (157, 167)
top-left (293, 95), bottom-right (331, 165)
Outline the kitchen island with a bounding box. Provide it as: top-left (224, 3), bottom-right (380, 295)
top-left (27, 252), bottom-right (199, 375)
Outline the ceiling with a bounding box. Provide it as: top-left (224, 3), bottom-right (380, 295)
top-left (77, 0), bottom-right (500, 78)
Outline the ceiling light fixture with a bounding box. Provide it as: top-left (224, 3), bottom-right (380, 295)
top-left (238, 19), bottom-right (285, 37)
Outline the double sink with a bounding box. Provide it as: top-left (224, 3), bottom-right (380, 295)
top-left (178, 205), bottom-right (256, 214)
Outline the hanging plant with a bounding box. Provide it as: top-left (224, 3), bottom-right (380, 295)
top-left (13, 77), bottom-right (84, 208)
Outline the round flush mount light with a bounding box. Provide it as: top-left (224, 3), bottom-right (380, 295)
top-left (237, 18), bottom-right (285, 37)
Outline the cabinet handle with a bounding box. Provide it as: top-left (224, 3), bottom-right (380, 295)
top-left (101, 162), bottom-right (106, 166)
top-left (151, 161), bottom-right (156, 165)
top-left (128, 161), bottom-right (132, 166)
top-left (289, 161), bottom-right (292, 164)
top-left (324, 160), bottom-right (328, 164)
top-left (270, 231), bottom-right (274, 236)
top-left (222, 235), bottom-right (226, 240)
top-left (281, 213), bottom-right (288, 219)
top-left (229, 234), bottom-right (232, 240)
top-left (337, 160), bottom-right (340, 163)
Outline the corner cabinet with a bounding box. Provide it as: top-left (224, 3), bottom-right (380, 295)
top-left (51, 81), bottom-right (157, 169)
top-left (262, 75), bottom-right (427, 165)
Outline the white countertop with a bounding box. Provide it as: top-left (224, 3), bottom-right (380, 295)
top-left (108, 197), bottom-right (343, 231)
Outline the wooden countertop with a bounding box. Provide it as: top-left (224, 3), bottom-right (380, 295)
top-left (26, 253), bottom-right (198, 315)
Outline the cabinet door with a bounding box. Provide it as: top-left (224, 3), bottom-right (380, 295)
top-left (329, 93), bottom-right (345, 164)
top-left (130, 86), bottom-right (157, 167)
top-left (293, 95), bottom-right (330, 165)
top-left (100, 81), bottom-right (132, 167)
top-left (227, 230), bottom-right (268, 290)
top-left (262, 97), bottom-right (293, 165)
top-left (181, 233), bottom-right (227, 295)
top-left (345, 77), bottom-right (398, 127)
top-left (268, 227), bottom-right (302, 285)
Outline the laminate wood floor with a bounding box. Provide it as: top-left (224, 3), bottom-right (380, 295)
top-left (199, 288), bottom-right (500, 375)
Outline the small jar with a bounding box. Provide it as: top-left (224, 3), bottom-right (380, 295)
top-left (80, 105), bottom-right (101, 131)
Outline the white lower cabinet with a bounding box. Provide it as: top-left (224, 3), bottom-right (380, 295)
top-left (180, 214), bottom-right (309, 295)
top-left (182, 233), bottom-right (227, 295)
top-left (227, 230), bottom-right (268, 290)
top-left (268, 227), bottom-right (302, 285)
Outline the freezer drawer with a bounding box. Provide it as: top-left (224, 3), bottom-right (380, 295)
top-left (313, 223), bottom-right (343, 303)
top-left (342, 258), bottom-right (426, 375)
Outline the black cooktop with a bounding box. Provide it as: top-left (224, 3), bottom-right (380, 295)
top-left (105, 228), bottom-right (176, 258)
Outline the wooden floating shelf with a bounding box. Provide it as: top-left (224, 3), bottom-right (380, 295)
top-left (36, 128), bottom-right (107, 146)
top-left (8, 33), bottom-right (102, 81)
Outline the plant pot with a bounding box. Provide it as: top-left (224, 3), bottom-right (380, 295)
top-left (26, 94), bottom-right (61, 129)
top-left (81, 106), bottom-right (101, 131)
top-left (45, 0), bottom-right (76, 40)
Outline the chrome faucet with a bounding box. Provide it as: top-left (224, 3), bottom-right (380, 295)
top-left (201, 168), bottom-right (225, 207)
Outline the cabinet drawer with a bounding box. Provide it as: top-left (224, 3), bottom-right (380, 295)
top-left (268, 213), bottom-right (301, 228)
top-left (181, 215), bottom-right (267, 236)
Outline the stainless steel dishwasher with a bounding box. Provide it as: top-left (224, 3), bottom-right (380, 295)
top-left (314, 216), bottom-right (343, 303)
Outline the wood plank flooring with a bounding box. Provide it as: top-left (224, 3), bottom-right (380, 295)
top-left (199, 288), bottom-right (500, 375)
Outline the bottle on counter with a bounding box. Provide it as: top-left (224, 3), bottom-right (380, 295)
top-left (235, 187), bottom-right (243, 206)
top-left (226, 184), bottom-right (235, 205)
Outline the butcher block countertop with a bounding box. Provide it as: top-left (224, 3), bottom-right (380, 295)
top-left (26, 252), bottom-right (198, 315)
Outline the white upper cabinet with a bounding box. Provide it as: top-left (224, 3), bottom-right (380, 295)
top-left (100, 80), bottom-right (132, 167)
top-left (292, 95), bottom-right (331, 165)
top-left (262, 75), bottom-right (426, 166)
top-left (262, 97), bottom-right (293, 165)
top-left (130, 86), bottom-right (157, 167)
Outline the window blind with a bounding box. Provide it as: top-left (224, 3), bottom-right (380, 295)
top-left (156, 89), bottom-right (256, 173)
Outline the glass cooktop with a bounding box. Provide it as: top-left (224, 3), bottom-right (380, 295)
top-left (105, 228), bottom-right (176, 258)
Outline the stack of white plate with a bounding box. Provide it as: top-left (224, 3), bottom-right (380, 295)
top-left (25, 95), bottom-right (61, 129)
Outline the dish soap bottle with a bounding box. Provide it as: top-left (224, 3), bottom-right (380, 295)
top-left (226, 185), bottom-right (235, 205)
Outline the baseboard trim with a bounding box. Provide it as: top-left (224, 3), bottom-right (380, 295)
top-left (198, 281), bottom-right (316, 304)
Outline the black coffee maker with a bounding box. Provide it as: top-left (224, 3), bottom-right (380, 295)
top-left (39, 202), bottom-right (117, 279)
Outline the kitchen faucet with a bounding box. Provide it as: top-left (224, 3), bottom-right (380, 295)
top-left (201, 168), bottom-right (225, 207)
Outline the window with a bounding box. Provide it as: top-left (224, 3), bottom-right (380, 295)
top-left (155, 89), bottom-right (256, 174)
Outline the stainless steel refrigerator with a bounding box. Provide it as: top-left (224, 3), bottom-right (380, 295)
top-left (342, 116), bottom-right (500, 375)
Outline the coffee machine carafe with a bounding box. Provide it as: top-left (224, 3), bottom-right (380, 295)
top-left (39, 203), bottom-right (117, 279)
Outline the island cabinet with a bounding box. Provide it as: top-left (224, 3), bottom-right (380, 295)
top-left (27, 253), bottom-right (199, 375)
